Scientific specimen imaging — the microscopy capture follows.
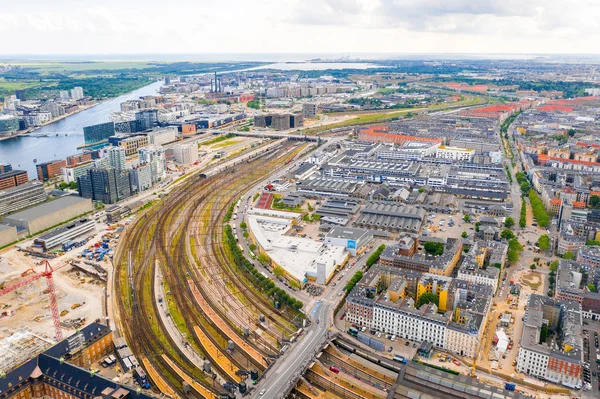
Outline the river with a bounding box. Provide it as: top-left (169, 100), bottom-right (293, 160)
top-left (0, 61), bottom-right (379, 178)
top-left (0, 80), bottom-right (163, 178)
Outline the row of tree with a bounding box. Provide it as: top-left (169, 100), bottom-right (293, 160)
top-left (528, 189), bottom-right (551, 227)
top-left (224, 225), bottom-right (303, 311)
top-left (345, 270), bottom-right (364, 293)
top-left (366, 244), bottom-right (386, 269)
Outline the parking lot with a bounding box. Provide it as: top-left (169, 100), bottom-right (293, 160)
top-left (583, 320), bottom-right (600, 395)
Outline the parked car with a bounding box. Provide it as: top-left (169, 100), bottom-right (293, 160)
top-left (329, 366), bottom-right (340, 374)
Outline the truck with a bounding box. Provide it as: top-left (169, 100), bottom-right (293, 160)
top-left (62, 241), bottom-right (76, 251)
top-left (133, 367), bottom-right (150, 389)
top-left (393, 355), bottom-right (407, 364)
top-left (504, 383), bottom-right (516, 392)
top-left (348, 327), bottom-right (358, 337)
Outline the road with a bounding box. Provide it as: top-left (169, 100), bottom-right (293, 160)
top-left (248, 240), bottom-right (379, 398)
top-left (254, 302), bottom-right (330, 399)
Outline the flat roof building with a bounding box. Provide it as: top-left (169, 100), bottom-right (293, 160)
top-left (2, 196), bottom-right (93, 235)
top-left (0, 181), bottom-right (47, 216)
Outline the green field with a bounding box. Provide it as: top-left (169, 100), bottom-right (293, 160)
top-left (0, 79), bottom-right (46, 91)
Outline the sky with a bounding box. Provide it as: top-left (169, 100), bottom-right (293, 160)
top-left (2, 0), bottom-right (600, 57)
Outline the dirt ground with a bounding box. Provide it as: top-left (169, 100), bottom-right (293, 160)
top-left (0, 223), bottom-right (116, 341)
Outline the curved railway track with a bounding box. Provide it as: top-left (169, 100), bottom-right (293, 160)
top-left (114, 142), bottom-right (307, 397)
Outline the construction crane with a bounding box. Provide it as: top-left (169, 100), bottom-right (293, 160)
top-left (0, 260), bottom-right (70, 341)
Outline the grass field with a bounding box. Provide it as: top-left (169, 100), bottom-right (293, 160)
top-left (299, 95), bottom-right (485, 135)
top-left (0, 79), bottom-right (46, 91)
top-left (211, 137), bottom-right (244, 149)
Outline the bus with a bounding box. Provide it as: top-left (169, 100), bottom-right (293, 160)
top-left (133, 367), bottom-right (151, 389)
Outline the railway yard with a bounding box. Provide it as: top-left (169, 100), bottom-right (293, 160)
top-left (112, 140), bottom-right (309, 398)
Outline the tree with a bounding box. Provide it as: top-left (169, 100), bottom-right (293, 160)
top-left (273, 266), bottom-right (284, 277)
top-left (475, 221), bottom-right (481, 232)
top-left (501, 229), bottom-right (516, 240)
top-left (463, 214), bottom-right (471, 223)
top-left (586, 240), bottom-right (600, 246)
top-left (243, 231), bottom-right (249, 238)
top-left (249, 243), bottom-right (256, 252)
top-left (417, 292), bottom-right (439, 308)
top-left (504, 217), bottom-right (515, 228)
top-left (345, 270), bottom-right (364, 292)
top-left (530, 264), bottom-right (537, 270)
top-left (588, 283), bottom-right (596, 293)
top-left (590, 195), bottom-right (600, 208)
top-left (257, 253), bottom-right (270, 265)
top-left (418, 188), bottom-right (425, 193)
top-left (563, 251), bottom-right (575, 260)
top-left (537, 234), bottom-right (551, 252)
top-left (520, 181), bottom-right (530, 193)
top-left (550, 260), bottom-right (559, 273)
top-left (423, 241), bottom-right (444, 256)
top-left (520, 198), bottom-right (527, 228)
top-left (240, 221), bottom-right (247, 229)
top-left (507, 238), bottom-right (524, 264)
top-left (461, 231), bottom-right (468, 238)
top-left (567, 128), bottom-right (577, 137)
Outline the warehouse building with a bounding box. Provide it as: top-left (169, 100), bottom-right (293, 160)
top-left (34, 218), bottom-right (96, 251)
top-left (0, 181), bottom-right (47, 216)
top-left (324, 227), bottom-right (373, 256)
top-left (355, 202), bottom-right (425, 233)
top-left (1, 196), bottom-right (93, 235)
top-left (0, 224), bottom-right (17, 247)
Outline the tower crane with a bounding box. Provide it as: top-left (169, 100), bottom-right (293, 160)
top-left (0, 260), bottom-right (70, 341)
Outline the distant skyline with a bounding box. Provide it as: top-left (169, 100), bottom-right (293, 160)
top-left (2, 0), bottom-right (600, 56)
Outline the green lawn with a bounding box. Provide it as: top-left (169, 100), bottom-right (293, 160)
top-left (0, 79), bottom-right (46, 91)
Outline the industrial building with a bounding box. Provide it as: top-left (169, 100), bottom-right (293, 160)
top-left (36, 160), bottom-right (67, 181)
top-left (0, 170), bottom-right (29, 190)
top-left (355, 202), bottom-right (425, 233)
top-left (33, 218), bottom-right (96, 251)
top-left (324, 227), bottom-right (373, 256)
top-left (0, 181), bottom-right (47, 216)
top-left (1, 196), bottom-right (92, 235)
top-left (0, 223), bottom-right (18, 247)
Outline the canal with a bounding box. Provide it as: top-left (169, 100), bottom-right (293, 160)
top-left (0, 80), bottom-right (162, 178)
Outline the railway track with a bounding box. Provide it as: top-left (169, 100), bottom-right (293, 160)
top-left (114, 142), bottom-right (308, 397)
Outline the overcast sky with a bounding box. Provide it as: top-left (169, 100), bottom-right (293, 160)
top-left (2, 0), bottom-right (599, 57)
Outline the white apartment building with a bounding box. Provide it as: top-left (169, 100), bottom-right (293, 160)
top-left (172, 143), bottom-right (198, 165)
top-left (373, 304), bottom-right (447, 348)
top-left (107, 146), bottom-right (126, 171)
top-left (138, 146), bottom-right (166, 182)
top-left (445, 327), bottom-right (479, 359)
top-left (70, 87), bottom-right (84, 100)
top-left (436, 145), bottom-right (475, 162)
top-left (130, 163), bottom-right (152, 192)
